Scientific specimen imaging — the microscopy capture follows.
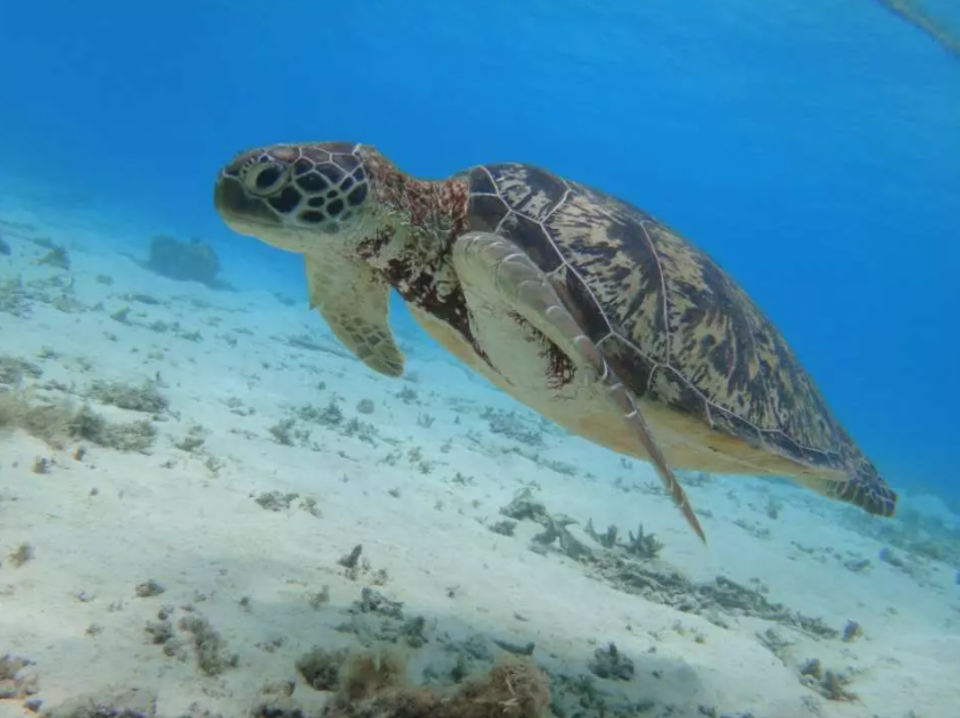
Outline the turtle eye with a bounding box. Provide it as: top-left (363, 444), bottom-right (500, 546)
top-left (244, 160), bottom-right (288, 196)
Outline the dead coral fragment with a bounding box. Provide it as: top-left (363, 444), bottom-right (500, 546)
top-left (338, 545), bottom-right (364, 570)
top-left (0, 356), bottom-right (43, 385)
top-left (297, 646), bottom-right (350, 691)
top-left (587, 643), bottom-right (635, 681)
top-left (532, 515), bottom-right (591, 560)
top-left (336, 649), bottom-right (407, 703)
top-left (37, 244), bottom-right (70, 270)
top-left (0, 391), bottom-right (72, 445)
top-left (43, 687), bottom-right (157, 718)
top-left (489, 520), bottom-right (517, 537)
top-left (88, 379), bottom-right (168, 413)
top-left (482, 408), bottom-right (545, 447)
top-left (841, 620), bottom-right (863, 643)
top-left (799, 658), bottom-right (858, 702)
top-left (8, 543), bottom-right (35, 567)
top-left (0, 392), bottom-right (155, 452)
top-left (70, 404), bottom-right (157, 452)
top-left (583, 520), bottom-right (663, 559)
top-left (624, 524), bottom-right (663, 559)
top-left (179, 614), bottom-right (239, 676)
top-left (0, 654), bottom-right (38, 700)
top-left (0, 276), bottom-right (29, 316)
top-left (500, 488), bottom-right (549, 524)
top-left (584, 519), bottom-right (618, 548)
top-left (325, 648), bottom-right (550, 718)
top-left (135, 579), bottom-right (166, 598)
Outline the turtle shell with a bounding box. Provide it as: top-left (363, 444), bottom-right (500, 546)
top-left (462, 162), bottom-right (895, 517)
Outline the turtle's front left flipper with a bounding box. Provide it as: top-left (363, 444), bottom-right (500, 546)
top-left (452, 231), bottom-right (706, 543)
top-left (303, 254), bottom-right (404, 378)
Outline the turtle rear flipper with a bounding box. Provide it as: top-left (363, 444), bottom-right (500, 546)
top-left (791, 466), bottom-right (897, 518)
top-left (304, 254), bottom-right (404, 378)
top-left (453, 231), bottom-right (706, 543)
top-left (830, 474), bottom-right (897, 517)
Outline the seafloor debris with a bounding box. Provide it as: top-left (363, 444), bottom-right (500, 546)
top-left (338, 544), bottom-right (364, 570)
top-left (498, 490), bottom-right (837, 638)
top-left (36, 244), bottom-right (70, 270)
top-left (8, 542), bottom-right (35, 567)
top-left (587, 643), bottom-right (635, 681)
top-left (142, 603), bottom-right (238, 677)
top-left (0, 391), bottom-right (157, 452)
top-left (585, 519), bottom-right (664, 559)
top-left (253, 490), bottom-right (322, 517)
top-left (844, 504), bottom-right (960, 575)
top-left (334, 587), bottom-right (427, 648)
top-left (178, 613), bottom-right (239, 676)
top-left (0, 354), bottom-right (42, 385)
top-left (41, 687), bottom-right (157, 718)
top-left (531, 514), bottom-right (591, 560)
top-left (321, 647), bottom-right (551, 718)
top-left (135, 579), bottom-right (165, 598)
top-left (88, 379), bottom-right (168, 414)
top-left (500, 488), bottom-right (551, 524)
top-left (0, 654), bottom-right (37, 700)
top-left (281, 636), bottom-right (665, 718)
top-left (489, 519), bottom-right (517, 536)
top-left (798, 657), bottom-right (858, 702)
top-left (297, 647), bottom-right (351, 692)
top-left (0, 263), bottom-right (85, 316)
top-left (841, 620), bottom-right (863, 643)
top-left (482, 407), bottom-right (546, 447)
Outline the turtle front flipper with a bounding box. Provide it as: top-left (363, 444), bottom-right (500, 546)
top-left (303, 254), bottom-right (404, 378)
top-left (452, 231), bottom-right (706, 543)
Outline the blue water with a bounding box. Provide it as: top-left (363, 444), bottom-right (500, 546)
top-left (1, 0), bottom-right (958, 502)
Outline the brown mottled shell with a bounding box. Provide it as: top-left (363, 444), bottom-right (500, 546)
top-left (462, 162), bottom-right (875, 485)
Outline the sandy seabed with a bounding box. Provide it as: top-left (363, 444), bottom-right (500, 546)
top-left (1, 199), bottom-right (958, 718)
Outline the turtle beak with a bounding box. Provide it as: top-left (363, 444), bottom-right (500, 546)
top-left (213, 174), bottom-right (282, 234)
top-left (215, 173), bottom-right (319, 254)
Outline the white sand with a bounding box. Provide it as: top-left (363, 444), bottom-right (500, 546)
top-left (1, 202), bottom-right (958, 718)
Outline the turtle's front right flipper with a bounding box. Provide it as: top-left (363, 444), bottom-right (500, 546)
top-left (303, 254), bottom-right (404, 378)
top-left (452, 231), bottom-right (706, 543)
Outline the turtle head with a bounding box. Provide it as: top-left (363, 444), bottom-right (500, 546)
top-left (214, 142), bottom-right (382, 254)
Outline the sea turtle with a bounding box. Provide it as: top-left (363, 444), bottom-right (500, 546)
top-left (213, 142), bottom-right (897, 541)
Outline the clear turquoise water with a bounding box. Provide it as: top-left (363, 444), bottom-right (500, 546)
top-left (1, 4), bottom-right (960, 716)
top-left (2, 1), bottom-right (957, 501)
